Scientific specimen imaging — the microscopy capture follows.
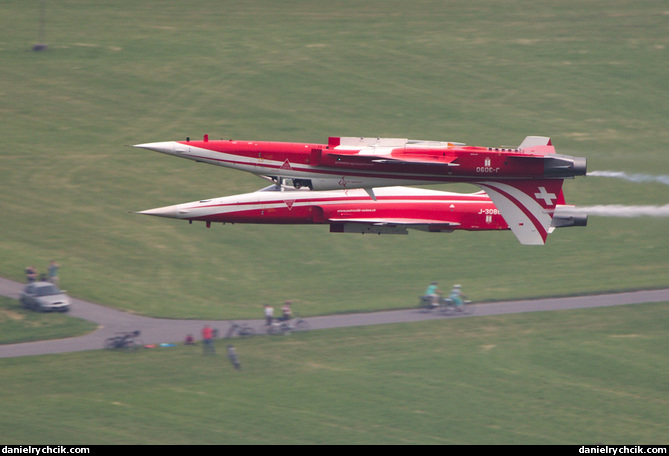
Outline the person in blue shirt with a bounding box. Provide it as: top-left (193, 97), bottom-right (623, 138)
top-left (425, 281), bottom-right (441, 307)
top-left (449, 284), bottom-right (466, 309)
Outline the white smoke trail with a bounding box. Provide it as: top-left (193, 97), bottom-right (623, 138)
top-left (560, 204), bottom-right (669, 217)
top-left (588, 170), bottom-right (669, 186)
top-left (576, 170), bottom-right (669, 216)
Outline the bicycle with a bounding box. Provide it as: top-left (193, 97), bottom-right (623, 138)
top-left (418, 294), bottom-right (443, 312)
top-left (418, 296), bottom-right (473, 315)
top-left (224, 321), bottom-right (256, 338)
top-left (267, 316), bottom-right (309, 335)
top-left (440, 297), bottom-right (473, 315)
top-left (104, 330), bottom-right (143, 351)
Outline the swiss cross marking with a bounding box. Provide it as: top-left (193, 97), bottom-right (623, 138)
top-left (534, 186), bottom-right (557, 205)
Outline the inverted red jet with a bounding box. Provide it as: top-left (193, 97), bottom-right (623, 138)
top-left (136, 185), bottom-right (586, 245)
top-left (134, 135), bottom-right (585, 190)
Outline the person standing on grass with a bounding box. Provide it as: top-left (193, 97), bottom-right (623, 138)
top-left (48, 260), bottom-right (60, 286)
top-left (227, 345), bottom-right (241, 371)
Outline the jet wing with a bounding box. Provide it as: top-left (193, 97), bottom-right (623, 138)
top-left (328, 217), bottom-right (460, 227)
top-left (327, 217), bottom-right (459, 235)
top-left (476, 179), bottom-right (564, 245)
top-left (326, 152), bottom-right (459, 166)
top-left (370, 156), bottom-right (459, 166)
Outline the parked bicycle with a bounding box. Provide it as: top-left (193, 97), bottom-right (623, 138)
top-left (225, 321), bottom-right (256, 338)
top-left (104, 330), bottom-right (143, 351)
top-left (267, 316), bottom-right (309, 335)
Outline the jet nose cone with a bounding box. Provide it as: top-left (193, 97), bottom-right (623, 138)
top-left (135, 205), bottom-right (187, 219)
top-left (133, 141), bottom-right (179, 155)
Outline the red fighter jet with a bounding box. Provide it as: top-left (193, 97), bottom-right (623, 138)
top-left (136, 185), bottom-right (586, 245)
top-left (134, 134), bottom-right (586, 245)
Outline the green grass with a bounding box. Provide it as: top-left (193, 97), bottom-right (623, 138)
top-left (1, 0), bottom-right (667, 319)
top-left (0, 296), bottom-right (95, 345)
top-left (1, 0), bottom-right (668, 444)
top-left (0, 302), bottom-right (667, 444)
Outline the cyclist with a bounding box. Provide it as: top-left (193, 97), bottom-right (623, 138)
top-left (280, 301), bottom-right (293, 322)
top-left (424, 281), bottom-right (441, 307)
top-left (449, 284), bottom-right (466, 309)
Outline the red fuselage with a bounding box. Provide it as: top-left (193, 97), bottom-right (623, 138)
top-left (139, 186), bottom-right (512, 235)
top-left (135, 135), bottom-right (586, 191)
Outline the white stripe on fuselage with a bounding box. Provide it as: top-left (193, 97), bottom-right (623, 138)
top-left (176, 187), bottom-right (489, 218)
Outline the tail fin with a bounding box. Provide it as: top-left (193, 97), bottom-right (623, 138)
top-left (476, 179), bottom-right (564, 245)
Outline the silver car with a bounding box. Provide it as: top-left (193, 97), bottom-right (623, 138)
top-left (20, 282), bottom-right (71, 312)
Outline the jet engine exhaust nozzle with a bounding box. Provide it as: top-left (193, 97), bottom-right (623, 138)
top-left (544, 155), bottom-right (587, 178)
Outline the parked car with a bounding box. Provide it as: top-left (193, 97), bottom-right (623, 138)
top-left (20, 281), bottom-right (70, 312)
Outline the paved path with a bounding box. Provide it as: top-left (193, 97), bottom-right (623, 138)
top-left (1, 277), bottom-right (668, 359)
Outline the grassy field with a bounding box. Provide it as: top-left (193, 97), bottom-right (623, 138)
top-left (1, 302), bottom-right (667, 444)
top-left (0, 296), bottom-right (95, 345)
top-left (1, 0), bottom-right (667, 319)
top-left (1, 0), bottom-right (668, 444)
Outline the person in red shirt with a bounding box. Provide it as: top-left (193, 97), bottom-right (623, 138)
top-left (202, 325), bottom-right (215, 354)
top-left (280, 301), bottom-right (293, 322)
